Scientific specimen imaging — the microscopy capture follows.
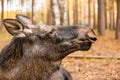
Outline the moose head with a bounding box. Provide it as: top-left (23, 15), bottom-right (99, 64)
top-left (1, 14), bottom-right (97, 80)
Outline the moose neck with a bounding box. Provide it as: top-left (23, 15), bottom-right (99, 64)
top-left (0, 38), bottom-right (61, 80)
top-left (0, 38), bottom-right (25, 70)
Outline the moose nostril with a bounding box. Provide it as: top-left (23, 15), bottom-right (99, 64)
top-left (87, 31), bottom-right (97, 42)
top-left (90, 37), bottom-right (97, 41)
top-left (87, 37), bottom-right (97, 43)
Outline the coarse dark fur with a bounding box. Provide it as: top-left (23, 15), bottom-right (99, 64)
top-left (0, 14), bottom-right (97, 80)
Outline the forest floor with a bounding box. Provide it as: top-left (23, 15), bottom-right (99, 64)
top-left (0, 30), bottom-right (120, 80)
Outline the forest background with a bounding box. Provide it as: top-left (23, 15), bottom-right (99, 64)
top-left (0, 0), bottom-right (120, 80)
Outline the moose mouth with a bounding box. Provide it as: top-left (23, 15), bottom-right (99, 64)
top-left (79, 42), bottom-right (92, 51)
top-left (79, 37), bottom-right (97, 51)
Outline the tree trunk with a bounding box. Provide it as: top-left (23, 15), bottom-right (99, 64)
top-left (78, 0), bottom-right (82, 25)
top-left (67, 0), bottom-right (70, 25)
top-left (58, 0), bottom-right (67, 25)
top-left (98, 0), bottom-right (105, 36)
top-left (113, 2), bottom-right (116, 30)
top-left (104, 0), bottom-right (108, 29)
top-left (21, 0), bottom-right (25, 13)
top-left (32, 0), bottom-right (35, 23)
top-left (47, 0), bottom-right (53, 25)
top-left (109, 0), bottom-right (114, 30)
top-left (51, 0), bottom-right (60, 25)
top-left (93, 0), bottom-right (96, 29)
top-left (1, 0), bottom-right (4, 30)
top-left (115, 0), bottom-right (120, 39)
top-left (88, 0), bottom-right (91, 27)
top-left (49, 0), bottom-right (67, 25)
top-left (73, 0), bottom-right (78, 25)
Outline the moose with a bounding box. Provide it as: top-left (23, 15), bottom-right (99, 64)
top-left (0, 14), bottom-right (97, 80)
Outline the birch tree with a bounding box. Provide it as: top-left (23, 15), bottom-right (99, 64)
top-left (48, 0), bottom-right (68, 25)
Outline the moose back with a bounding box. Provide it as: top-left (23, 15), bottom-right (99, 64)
top-left (0, 14), bottom-right (97, 80)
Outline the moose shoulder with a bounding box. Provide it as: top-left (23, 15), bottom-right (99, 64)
top-left (0, 14), bottom-right (97, 80)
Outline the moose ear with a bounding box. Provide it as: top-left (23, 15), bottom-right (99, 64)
top-left (3, 19), bottom-right (26, 37)
top-left (16, 14), bottom-right (32, 25)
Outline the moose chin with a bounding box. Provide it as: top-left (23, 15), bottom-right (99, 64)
top-left (0, 14), bottom-right (97, 80)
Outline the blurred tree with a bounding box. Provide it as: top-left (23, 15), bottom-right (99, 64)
top-left (7, 0), bottom-right (10, 17)
top-left (93, 0), bottom-right (96, 29)
top-left (109, 0), bottom-right (115, 30)
top-left (78, 0), bottom-right (82, 25)
top-left (113, 1), bottom-right (116, 30)
top-left (51, 0), bottom-right (60, 25)
top-left (105, 0), bottom-right (107, 29)
top-left (58, 0), bottom-right (67, 25)
top-left (67, 0), bottom-right (69, 25)
top-left (47, 0), bottom-right (53, 25)
top-left (32, 0), bottom-right (35, 23)
top-left (40, 2), bottom-right (47, 24)
top-left (48, 0), bottom-right (67, 25)
top-left (21, 0), bottom-right (24, 5)
top-left (21, 0), bottom-right (24, 13)
top-left (1, 0), bottom-right (4, 29)
top-left (115, 0), bottom-right (120, 39)
top-left (98, 0), bottom-right (106, 35)
top-left (88, 0), bottom-right (91, 27)
top-left (73, 0), bottom-right (78, 25)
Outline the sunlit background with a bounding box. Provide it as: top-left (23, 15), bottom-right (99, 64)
top-left (0, 0), bottom-right (47, 24)
top-left (0, 0), bottom-right (120, 80)
top-left (0, 0), bottom-right (99, 25)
